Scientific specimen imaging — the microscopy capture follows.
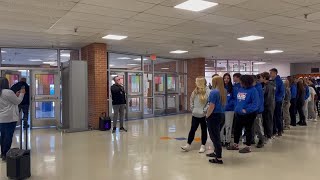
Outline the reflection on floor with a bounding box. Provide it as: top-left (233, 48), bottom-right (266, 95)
top-left (1, 114), bottom-right (320, 180)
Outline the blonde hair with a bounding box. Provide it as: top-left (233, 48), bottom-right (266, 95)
top-left (191, 76), bottom-right (207, 105)
top-left (212, 76), bottom-right (227, 106)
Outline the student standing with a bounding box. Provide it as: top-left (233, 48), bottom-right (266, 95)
top-left (307, 80), bottom-right (317, 121)
top-left (260, 72), bottom-right (276, 142)
top-left (269, 68), bottom-right (285, 136)
top-left (297, 80), bottom-right (307, 126)
top-left (220, 73), bottom-right (235, 148)
top-left (288, 76), bottom-right (297, 126)
top-left (231, 73), bottom-right (241, 136)
top-left (206, 76), bottom-right (227, 164)
top-left (300, 79), bottom-right (309, 125)
top-left (283, 80), bottom-right (291, 130)
top-left (227, 75), bottom-right (259, 153)
top-left (181, 77), bottom-right (210, 153)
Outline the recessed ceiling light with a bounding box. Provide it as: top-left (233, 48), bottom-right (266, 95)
top-left (102, 34), bottom-right (128, 40)
top-left (253, 62), bottom-right (266, 65)
top-left (61, 53), bottom-right (70, 57)
top-left (128, 64), bottom-right (139, 66)
top-left (174, 0), bottom-right (218, 12)
top-left (133, 58), bottom-right (148, 61)
top-left (170, 50), bottom-right (188, 54)
top-left (111, 74), bottom-right (118, 77)
top-left (161, 68), bottom-right (169, 70)
top-left (237, 35), bottom-right (264, 41)
top-left (110, 64), bottom-right (115, 67)
top-left (117, 57), bottom-right (131, 60)
top-left (29, 59), bottom-right (42, 62)
top-left (264, 50), bottom-right (284, 54)
top-left (1, 50), bottom-right (6, 53)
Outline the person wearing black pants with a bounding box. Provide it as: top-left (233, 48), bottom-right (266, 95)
top-left (181, 77), bottom-right (210, 153)
top-left (297, 80), bottom-right (307, 126)
top-left (205, 76), bottom-right (227, 164)
top-left (227, 75), bottom-right (259, 153)
top-left (288, 76), bottom-right (297, 126)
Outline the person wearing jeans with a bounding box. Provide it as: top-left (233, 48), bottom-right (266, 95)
top-left (269, 68), bottom-right (285, 136)
top-left (227, 75), bottom-right (259, 153)
top-left (0, 77), bottom-right (25, 161)
top-left (220, 73), bottom-right (235, 148)
top-left (111, 76), bottom-right (127, 133)
top-left (206, 76), bottom-right (227, 165)
top-left (288, 76), bottom-right (297, 126)
top-left (181, 77), bottom-right (210, 153)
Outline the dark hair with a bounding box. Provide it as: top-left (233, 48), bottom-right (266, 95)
top-left (0, 77), bottom-right (10, 96)
top-left (270, 68), bottom-right (278, 74)
top-left (212, 74), bottom-right (219, 78)
top-left (297, 81), bottom-right (305, 96)
top-left (113, 76), bottom-right (118, 82)
top-left (233, 73), bottom-right (241, 78)
top-left (223, 73), bottom-right (233, 94)
top-left (256, 74), bottom-right (261, 79)
top-left (287, 76), bottom-right (295, 85)
top-left (240, 75), bottom-right (254, 88)
top-left (261, 72), bottom-right (270, 80)
top-left (252, 75), bottom-right (257, 82)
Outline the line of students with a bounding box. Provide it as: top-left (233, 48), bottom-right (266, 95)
top-left (181, 68), bottom-right (317, 165)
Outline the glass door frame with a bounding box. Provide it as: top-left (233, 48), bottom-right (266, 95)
top-left (30, 70), bottom-right (60, 128)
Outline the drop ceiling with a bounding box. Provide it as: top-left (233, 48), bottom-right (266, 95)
top-left (1, 0), bottom-right (320, 62)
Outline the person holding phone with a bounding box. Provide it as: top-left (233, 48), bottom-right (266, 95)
top-left (0, 77), bottom-right (25, 161)
top-left (11, 78), bottom-right (30, 122)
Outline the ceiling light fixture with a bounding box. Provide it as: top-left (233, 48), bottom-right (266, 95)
top-left (102, 34), bottom-right (128, 40)
top-left (110, 64), bottom-right (115, 67)
top-left (29, 59), bottom-right (43, 62)
top-left (237, 35), bottom-right (264, 41)
top-left (117, 57), bottom-right (131, 60)
top-left (264, 50), bottom-right (284, 54)
top-left (61, 53), bottom-right (70, 57)
top-left (133, 58), bottom-right (148, 61)
top-left (43, 62), bottom-right (56, 65)
top-left (170, 50), bottom-right (188, 54)
top-left (161, 68), bottom-right (169, 70)
top-left (1, 50), bottom-right (6, 53)
top-left (253, 62), bottom-right (266, 65)
top-left (128, 64), bottom-right (139, 66)
top-left (174, 0), bottom-right (218, 12)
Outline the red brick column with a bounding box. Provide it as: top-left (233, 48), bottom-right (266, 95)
top-left (81, 43), bottom-right (108, 129)
top-left (187, 58), bottom-right (205, 111)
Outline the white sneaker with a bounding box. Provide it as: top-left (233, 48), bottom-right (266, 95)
top-left (199, 145), bottom-right (206, 153)
top-left (314, 119), bottom-right (318, 122)
top-left (181, 144), bottom-right (191, 152)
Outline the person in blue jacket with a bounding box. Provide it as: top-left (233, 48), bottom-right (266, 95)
top-left (269, 68), bottom-right (285, 136)
top-left (288, 76), bottom-right (297, 126)
top-left (231, 73), bottom-right (242, 135)
top-left (252, 75), bottom-right (265, 148)
top-left (219, 73), bottom-right (235, 148)
top-left (227, 75), bottom-right (259, 153)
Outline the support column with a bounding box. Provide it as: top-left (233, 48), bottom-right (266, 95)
top-left (81, 43), bottom-right (108, 129)
top-left (187, 58), bottom-right (205, 111)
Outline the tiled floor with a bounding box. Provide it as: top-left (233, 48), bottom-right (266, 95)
top-left (1, 114), bottom-right (320, 180)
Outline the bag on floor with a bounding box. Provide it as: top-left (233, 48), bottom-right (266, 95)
top-left (7, 119), bottom-right (31, 179)
top-left (99, 112), bottom-right (111, 131)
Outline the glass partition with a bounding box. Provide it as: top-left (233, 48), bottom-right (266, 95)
top-left (109, 53), bottom-right (142, 70)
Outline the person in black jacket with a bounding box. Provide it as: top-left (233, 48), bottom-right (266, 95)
top-left (10, 78), bottom-right (30, 121)
top-left (297, 80), bottom-right (307, 126)
top-left (111, 76), bottom-right (127, 133)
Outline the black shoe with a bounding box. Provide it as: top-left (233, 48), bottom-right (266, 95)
top-left (277, 132), bottom-right (282, 137)
top-left (1, 155), bottom-right (6, 161)
top-left (297, 121), bottom-right (302, 125)
top-left (221, 142), bottom-right (226, 147)
top-left (225, 142), bottom-right (230, 148)
top-left (112, 127), bottom-right (116, 133)
top-left (251, 140), bottom-right (256, 145)
top-left (301, 122), bottom-right (307, 126)
top-left (120, 127), bottom-right (128, 132)
top-left (206, 152), bottom-right (216, 158)
top-left (209, 158), bottom-right (223, 164)
top-left (256, 140), bottom-right (264, 148)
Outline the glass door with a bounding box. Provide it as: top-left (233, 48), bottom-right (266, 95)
top-left (127, 72), bottom-right (143, 119)
top-left (154, 73), bottom-right (166, 116)
top-left (30, 70), bottom-right (60, 127)
top-left (166, 74), bottom-right (179, 114)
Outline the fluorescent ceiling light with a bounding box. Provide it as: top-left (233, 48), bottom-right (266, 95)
top-left (264, 50), bottom-right (284, 54)
top-left (205, 64), bottom-right (207, 65)
top-left (110, 64), bottom-right (114, 67)
top-left (43, 62), bottom-right (56, 64)
top-left (253, 62), bottom-right (266, 65)
top-left (128, 64), bottom-right (139, 66)
top-left (133, 58), bottom-right (148, 61)
top-left (111, 74), bottom-right (117, 77)
top-left (2, 60), bottom-right (5, 62)
top-left (237, 35), bottom-right (264, 41)
top-left (170, 50), bottom-right (188, 54)
top-left (29, 59), bottom-right (42, 62)
top-left (174, 0), bottom-right (218, 12)
top-left (117, 57), bottom-right (131, 60)
top-left (61, 53), bottom-right (70, 57)
top-left (102, 34), bottom-right (128, 40)
top-left (161, 68), bottom-right (169, 70)
top-left (1, 50), bottom-right (6, 53)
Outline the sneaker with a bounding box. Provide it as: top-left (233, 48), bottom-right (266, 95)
top-left (301, 122), bottom-right (307, 126)
top-left (1, 155), bottom-right (6, 161)
top-left (284, 126), bottom-right (290, 130)
top-left (221, 142), bottom-right (226, 147)
top-left (239, 146), bottom-right (251, 153)
top-left (209, 158), bottom-right (223, 164)
top-left (256, 140), bottom-right (264, 148)
top-left (120, 127), bottom-right (128, 132)
top-left (199, 145), bottom-right (206, 153)
top-left (225, 142), bottom-right (231, 148)
top-left (277, 132), bottom-right (282, 137)
top-left (313, 119), bottom-right (318, 122)
top-left (226, 144), bottom-right (239, 150)
top-left (181, 144), bottom-right (191, 152)
top-left (206, 152), bottom-right (216, 157)
top-left (112, 127), bottom-right (116, 133)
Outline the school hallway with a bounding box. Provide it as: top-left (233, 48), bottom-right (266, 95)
top-left (1, 114), bottom-right (320, 180)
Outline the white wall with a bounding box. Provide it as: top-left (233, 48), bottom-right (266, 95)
top-left (257, 61), bottom-right (291, 77)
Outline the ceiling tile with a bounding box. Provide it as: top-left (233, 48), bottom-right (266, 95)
top-left (256, 15), bottom-right (305, 26)
top-left (281, 0), bottom-right (320, 6)
top-left (119, 20), bottom-right (170, 30)
top-left (214, 6), bottom-right (272, 20)
top-left (0, 0), bottom-right (76, 11)
top-left (71, 3), bottom-right (138, 18)
top-left (264, 27), bottom-right (308, 34)
top-left (132, 13), bottom-right (187, 25)
top-left (279, 7), bottom-right (318, 18)
top-left (195, 14), bottom-right (247, 25)
top-left (62, 11), bottom-right (126, 25)
top-left (305, 11), bottom-right (320, 20)
top-left (237, 0), bottom-right (301, 14)
top-left (144, 5), bottom-right (205, 20)
top-left (79, 0), bottom-right (155, 12)
top-left (290, 21), bottom-right (320, 30)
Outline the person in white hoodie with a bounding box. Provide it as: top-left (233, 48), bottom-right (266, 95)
top-left (181, 77), bottom-right (210, 153)
top-left (0, 77), bottom-right (25, 161)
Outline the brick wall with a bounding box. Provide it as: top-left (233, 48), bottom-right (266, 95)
top-left (81, 43), bottom-right (108, 129)
top-left (70, 50), bottom-right (80, 60)
top-left (187, 58), bottom-right (205, 111)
